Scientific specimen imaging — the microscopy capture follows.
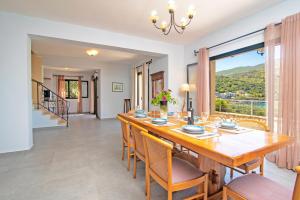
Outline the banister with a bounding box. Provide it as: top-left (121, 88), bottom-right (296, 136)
top-left (32, 79), bottom-right (69, 127)
top-left (32, 79), bottom-right (65, 101)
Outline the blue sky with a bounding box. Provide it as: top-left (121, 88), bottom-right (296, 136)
top-left (216, 50), bottom-right (265, 72)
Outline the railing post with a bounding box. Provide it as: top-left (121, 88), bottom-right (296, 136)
top-left (36, 82), bottom-right (39, 109)
top-left (67, 103), bottom-right (69, 127)
top-left (250, 101), bottom-right (253, 116)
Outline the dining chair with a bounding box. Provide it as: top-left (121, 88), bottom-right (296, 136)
top-left (141, 131), bottom-right (208, 200)
top-left (117, 116), bottom-right (133, 171)
top-left (129, 122), bottom-right (148, 179)
top-left (230, 119), bottom-right (269, 178)
top-left (223, 165), bottom-right (300, 200)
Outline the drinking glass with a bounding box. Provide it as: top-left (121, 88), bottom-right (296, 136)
top-left (201, 112), bottom-right (209, 122)
top-left (213, 117), bottom-right (221, 133)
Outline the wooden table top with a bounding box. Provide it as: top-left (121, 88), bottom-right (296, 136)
top-left (118, 113), bottom-right (294, 167)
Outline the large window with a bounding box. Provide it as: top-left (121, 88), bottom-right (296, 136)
top-left (187, 44), bottom-right (268, 117)
top-left (211, 44), bottom-right (266, 116)
top-left (65, 80), bottom-right (88, 99)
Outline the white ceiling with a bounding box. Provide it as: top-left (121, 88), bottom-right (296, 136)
top-left (32, 37), bottom-right (163, 71)
top-left (0, 0), bottom-right (284, 44)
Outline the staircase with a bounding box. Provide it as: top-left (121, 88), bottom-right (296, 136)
top-left (32, 79), bottom-right (69, 128)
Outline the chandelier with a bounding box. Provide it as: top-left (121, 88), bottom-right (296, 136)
top-left (150, 0), bottom-right (196, 35)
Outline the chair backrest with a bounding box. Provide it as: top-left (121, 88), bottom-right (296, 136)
top-left (237, 119), bottom-right (269, 131)
top-left (142, 131), bottom-right (173, 184)
top-left (117, 116), bottom-right (130, 143)
top-left (293, 166), bottom-right (300, 200)
top-left (130, 122), bottom-right (147, 159)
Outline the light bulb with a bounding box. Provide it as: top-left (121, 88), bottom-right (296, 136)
top-left (187, 5), bottom-right (196, 18)
top-left (161, 21), bottom-right (167, 29)
top-left (150, 10), bottom-right (159, 23)
top-left (168, 0), bottom-right (175, 12)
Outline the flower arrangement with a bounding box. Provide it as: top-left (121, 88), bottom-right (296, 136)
top-left (151, 89), bottom-right (176, 106)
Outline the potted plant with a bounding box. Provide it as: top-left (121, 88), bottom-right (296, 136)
top-left (151, 90), bottom-right (176, 119)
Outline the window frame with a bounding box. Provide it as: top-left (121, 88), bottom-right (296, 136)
top-left (187, 42), bottom-right (265, 115)
top-left (65, 79), bottom-right (89, 99)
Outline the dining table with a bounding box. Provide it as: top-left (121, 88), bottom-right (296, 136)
top-left (118, 112), bottom-right (294, 200)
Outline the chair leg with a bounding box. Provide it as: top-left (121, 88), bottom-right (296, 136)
top-left (127, 145), bottom-right (131, 171)
top-left (230, 168), bottom-right (234, 178)
top-left (133, 153), bottom-right (137, 178)
top-left (204, 174), bottom-right (208, 200)
top-left (223, 187), bottom-right (228, 200)
top-left (145, 166), bottom-right (148, 195)
top-left (168, 190), bottom-right (172, 200)
top-left (122, 142), bottom-right (125, 160)
top-left (146, 175), bottom-right (151, 200)
top-left (260, 158), bottom-right (264, 176)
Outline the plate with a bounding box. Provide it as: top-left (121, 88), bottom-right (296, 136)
top-left (182, 125), bottom-right (205, 134)
top-left (152, 118), bottom-right (167, 125)
top-left (135, 109), bottom-right (145, 114)
top-left (220, 121), bottom-right (237, 129)
top-left (168, 112), bottom-right (175, 116)
top-left (135, 113), bottom-right (147, 118)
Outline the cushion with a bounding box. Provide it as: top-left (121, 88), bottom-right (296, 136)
top-left (172, 157), bottom-right (203, 184)
top-left (227, 174), bottom-right (292, 200)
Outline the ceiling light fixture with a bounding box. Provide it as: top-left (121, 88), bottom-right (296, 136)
top-left (86, 49), bottom-right (99, 56)
top-left (150, 0), bottom-right (195, 35)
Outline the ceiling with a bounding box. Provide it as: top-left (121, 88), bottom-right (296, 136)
top-left (32, 37), bottom-right (163, 71)
top-left (0, 0), bottom-right (284, 44)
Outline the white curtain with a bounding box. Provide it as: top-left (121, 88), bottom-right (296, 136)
top-left (142, 63), bottom-right (149, 111)
top-left (131, 66), bottom-right (137, 110)
top-left (131, 63), bottom-right (149, 111)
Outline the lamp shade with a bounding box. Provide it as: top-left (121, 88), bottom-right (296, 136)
top-left (181, 83), bottom-right (190, 92)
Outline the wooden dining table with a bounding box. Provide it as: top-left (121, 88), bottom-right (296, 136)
top-left (118, 112), bottom-right (294, 199)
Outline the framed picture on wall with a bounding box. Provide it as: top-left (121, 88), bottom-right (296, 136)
top-left (151, 71), bottom-right (164, 98)
top-left (112, 82), bottom-right (124, 92)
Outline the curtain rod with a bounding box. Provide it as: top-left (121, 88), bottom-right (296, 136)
top-left (53, 75), bottom-right (84, 78)
top-left (136, 59), bottom-right (153, 68)
top-left (193, 22), bottom-right (282, 56)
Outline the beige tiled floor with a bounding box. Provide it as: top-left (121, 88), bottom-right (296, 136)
top-left (0, 115), bottom-right (296, 200)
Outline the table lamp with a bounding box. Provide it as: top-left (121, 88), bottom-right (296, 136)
top-left (181, 83), bottom-right (190, 113)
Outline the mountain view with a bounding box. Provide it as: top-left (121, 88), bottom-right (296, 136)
top-left (215, 63), bottom-right (266, 116)
top-left (216, 64), bottom-right (265, 100)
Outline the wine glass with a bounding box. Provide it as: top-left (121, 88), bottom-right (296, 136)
top-left (213, 117), bottom-right (221, 133)
top-left (201, 112), bottom-right (209, 122)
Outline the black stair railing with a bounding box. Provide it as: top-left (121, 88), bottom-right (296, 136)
top-left (32, 79), bottom-right (70, 127)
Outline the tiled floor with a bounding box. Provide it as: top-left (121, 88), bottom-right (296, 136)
top-left (0, 115), bottom-right (296, 200)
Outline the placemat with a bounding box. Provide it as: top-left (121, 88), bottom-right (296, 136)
top-left (172, 128), bottom-right (219, 140)
top-left (206, 125), bottom-right (252, 134)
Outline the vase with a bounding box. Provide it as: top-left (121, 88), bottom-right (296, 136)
top-left (160, 101), bottom-right (168, 120)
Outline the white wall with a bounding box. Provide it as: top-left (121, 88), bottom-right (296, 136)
top-left (43, 69), bottom-right (93, 113)
top-left (0, 12), bottom-right (185, 153)
top-left (184, 0), bottom-right (300, 65)
top-left (100, 65), bottom-right (131, 118)
top-left (0, 21), bottom-right (32, 153)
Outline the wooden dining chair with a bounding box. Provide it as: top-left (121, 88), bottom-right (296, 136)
top-left (223, 165), bottom-right (300, 200)
top-left (129, 122), bottom-right (148, 179)
top-left (141, 131), bottom-right (208, 200)
top-left (230, 119), bottom-right (269, 178)
top-left (117, 116), bottom-right (133, 171)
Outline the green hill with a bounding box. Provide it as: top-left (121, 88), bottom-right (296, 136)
top-left (216, 64), bottom-right (264, 76)
top-left (216, 64), bottom-right (265, 99)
